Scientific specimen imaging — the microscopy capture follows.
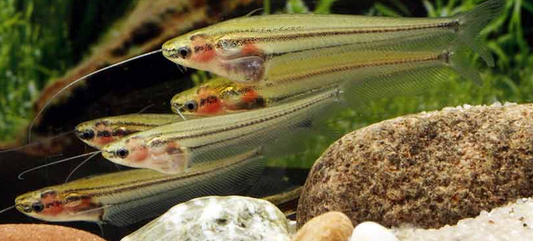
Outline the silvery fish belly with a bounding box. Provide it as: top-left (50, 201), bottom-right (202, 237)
top-left (162, 0), bottom-right (503, 84)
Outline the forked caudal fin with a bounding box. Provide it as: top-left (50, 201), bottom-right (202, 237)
top-left (455, 0), bottom-right (505, 67)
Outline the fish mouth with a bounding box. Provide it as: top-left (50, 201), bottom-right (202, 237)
top-left (171, 103), bottom-right (184, 114)
top-left (101, 149), bottom-right (116, 160)
top-left (162, 48), bottom-right (178, 59)
top-left (161, 41), bottom-right (179, 60)
top-left (15, 204), bottom-right (30, 213)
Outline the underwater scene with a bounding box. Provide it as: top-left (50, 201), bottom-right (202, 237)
top-left (0, 0), bottom-right (532, 240)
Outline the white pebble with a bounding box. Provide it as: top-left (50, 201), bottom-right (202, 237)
top-left (393, 198), bottom-right (533, 241)
top-left (350, 221), bottom-right (399, 241)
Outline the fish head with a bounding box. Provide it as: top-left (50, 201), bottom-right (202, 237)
top-left (15, 189), bottom-right (48, 219)
top-left (15, 188), bottom-right (101, 222)
top-left (172, 87), bottom-right (225, 116)
top-left (75, 119), bottom-right (125, 149)
top-left (102, 136), bottom-right (189, 174)
top-left (101, 136), bottom-right (148, 168)
top-left (74, 121), bottom-right (98, 147)
top-left (171, 87), bottom-right (201, 114)
top-left (162, 32), bottom-right (218, 72)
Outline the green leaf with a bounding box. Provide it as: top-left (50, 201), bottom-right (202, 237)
top-left (314, 0), bottom-right (338, 14)
top-left (285, 0), bottom-right (309, 14)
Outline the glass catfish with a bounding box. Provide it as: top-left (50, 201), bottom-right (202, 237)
top-left (75, 114), bottom-right (199, 149)
top-left (15, 148), bottom-right (264, 226)
top-left (104, 56), bottom-right (462, 174)
top-left (171, 47), bottom-right (481, 116)
top-left (162, 0), bottom-right (503, 84)
top-left (102, 89), bottom-right (343, 174)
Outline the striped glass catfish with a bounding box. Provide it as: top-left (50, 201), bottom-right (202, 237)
top-left (170, 46), bottom-right (482, 116)
top-left (75, 114), bottom-right (200, 149)
top-left (15, 148), bottom-right (264, 226)
top-left (103, 59), bottom-right (459, 174)
top-left (101, 89), bottom-right (343, 174)
top-left (162, 0), bottom-right (503, 84)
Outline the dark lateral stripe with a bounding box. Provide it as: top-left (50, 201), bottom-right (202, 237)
top-left (104, 120), bottom-right (174, 128)
top-left (228, 22), bottom-right (459, 44)
top-left (272, 54), bottom-right (445, 86)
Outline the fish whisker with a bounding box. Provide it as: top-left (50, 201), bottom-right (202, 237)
top-left (18, 150), bottom-right (101, 180)
top-left (0, 205), bottom-right (15, 214)
top-left (64, 151), bottom-right (101, 183)
top-left (28, 49), bottom-right (163, 143)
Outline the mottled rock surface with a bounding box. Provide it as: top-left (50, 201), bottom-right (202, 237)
top-left (0, 224), bottom-right (105, 241)
top-left (298, 103), bottom-right (533, 229)
top-left (292, 211), bottom-right (353, 241)
top-left (123, 196), bottom-right (291, 241)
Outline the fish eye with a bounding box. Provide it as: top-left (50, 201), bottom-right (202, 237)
top-left (177, 46), bottom-right (191, 59)
top-left (116, 148), bottom-right (129, 159)
top-left (184, 100), bottom-right (198, 111)
top-left (78, 129), bottom-right (95, 140)
top-left (31, 202), bottom-right (44, 213)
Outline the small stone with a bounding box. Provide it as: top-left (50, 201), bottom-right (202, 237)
top-left (298, 103), bottom-right (533, 228)
top-left (0, 224), bottom-right (106, 241)
top-left (351, 222), bottom-right (398, 241)
top-left (291, 211), bottom-right (353, 241)
top-left (122, 196), bottom-right (291, 241)
top-left (393, 197), bottom-right (533, 241)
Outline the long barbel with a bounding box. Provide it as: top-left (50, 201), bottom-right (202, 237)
top-left (162, 0), bottom-right (503, 84)
top-left (14, 148), bottom-right (264, 227)
top-left (101, 89), bottom-right (343, 174)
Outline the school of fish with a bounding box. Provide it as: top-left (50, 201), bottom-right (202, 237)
top-left (3, 0), bottom-right (504, 235)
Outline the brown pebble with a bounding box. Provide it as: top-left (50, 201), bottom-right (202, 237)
top-left (292, 212), bottom-right (353, 241)
top-left (0, 224), bottom-right (106, 241)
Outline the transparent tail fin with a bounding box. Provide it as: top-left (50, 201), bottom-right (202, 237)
top-left (340, 46), bottom-right (482, 108)
top-left (448, 46), bottom-right (483, 85)
top-left (455, 0), bottom-right (505, 67)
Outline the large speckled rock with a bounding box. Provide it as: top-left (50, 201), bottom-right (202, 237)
top-left (0, 224), bottom-right (106, 241)
top-left (122, 196), bottom-right (291, 241)
top-left (298, 103), bottom-right (533, 229)
top-left (291, 211), bottom-right (353, 241)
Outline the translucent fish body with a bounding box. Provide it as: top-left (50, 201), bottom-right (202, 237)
top-left (15, 148), bottom-right (263, 226)
top-left (102, 90), bottom-right (342, 174)
top-left (75, 114), bottom-right (199, 149)
top-left (162, 0), bottom-right (503, 84)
